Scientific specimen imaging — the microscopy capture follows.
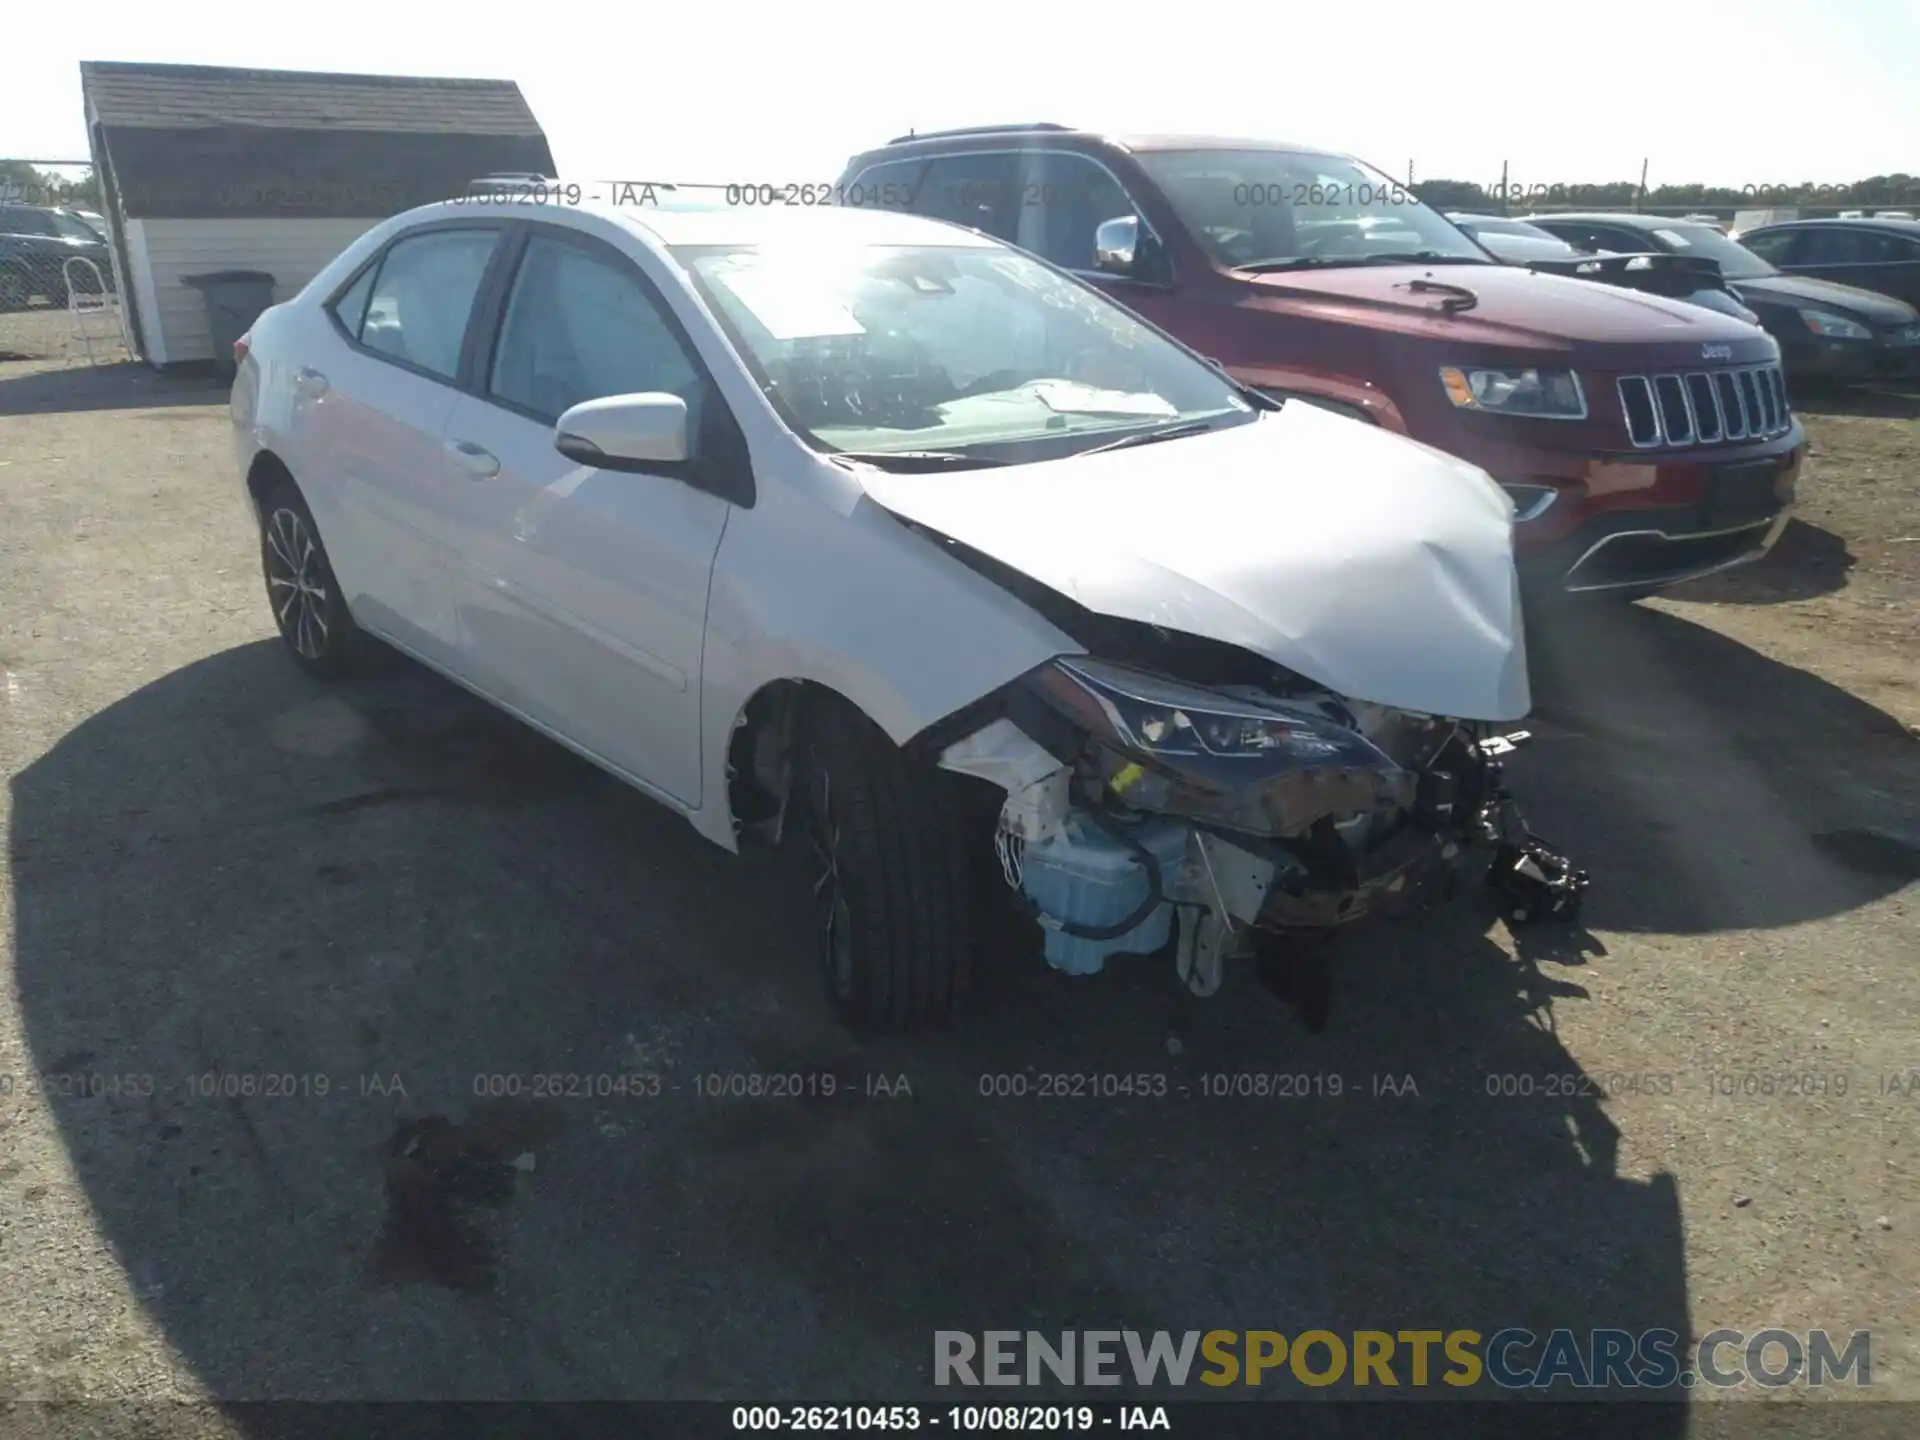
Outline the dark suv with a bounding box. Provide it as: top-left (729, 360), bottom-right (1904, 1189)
top-left (834, 127), bottom-right (1807, 600)
top-left (0, 203), bottom-right (117, 311)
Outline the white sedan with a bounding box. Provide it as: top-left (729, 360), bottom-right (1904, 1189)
top-left (230, 195), bottom-right (1584, 1034)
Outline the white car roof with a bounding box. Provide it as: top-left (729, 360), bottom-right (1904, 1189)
top-left (398, 196), bottom-right (996, 251)
top-left (624, 202), bottom-right (995, 249)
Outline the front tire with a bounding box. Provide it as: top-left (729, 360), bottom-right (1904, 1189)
top-left (257, 480), bottom-right (365, 679)
top-left (798, 698), bottom-right (974, 1034)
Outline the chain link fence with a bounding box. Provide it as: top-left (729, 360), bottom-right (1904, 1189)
top-left (1, 159), bottom-right (130, 366)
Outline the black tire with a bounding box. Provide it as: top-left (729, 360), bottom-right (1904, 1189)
top-left (257, 479), bottom-right (366, 679)
top-left (797, 697), bottom-right (974, 1034)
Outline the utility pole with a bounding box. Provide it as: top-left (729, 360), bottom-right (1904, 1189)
top-left (1637, 157), bottom-right (1649, 211)
top-left (1499, 159), bottom-right (1509, 215)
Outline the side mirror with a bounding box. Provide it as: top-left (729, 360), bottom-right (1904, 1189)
top-left (553, 392), bottom-right (690, 470)
top-left (1093, 215), bottom-right (1139, 276)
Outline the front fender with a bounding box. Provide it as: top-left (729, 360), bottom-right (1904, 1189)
top-left (687, 487), bottom-right (1081, 852)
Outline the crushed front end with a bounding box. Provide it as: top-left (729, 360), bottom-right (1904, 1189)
top-left (936, 650), bottom-right (1587, 1004)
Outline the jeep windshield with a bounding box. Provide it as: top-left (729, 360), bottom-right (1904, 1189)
top-left (1134, 149), bottom-right (1491, 272)
top-left (676, 242), bottom-right (1253, 467)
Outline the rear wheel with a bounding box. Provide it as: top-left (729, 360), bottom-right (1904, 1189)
top-left (797, 697), bottom-right (973, 1034)
top-left (0, 265), bottom-right (30, 312)
top-left (257, 480), bottom-right (365, 679)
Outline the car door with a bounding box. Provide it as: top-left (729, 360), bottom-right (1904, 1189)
top-left (1788, 227), bottom-right (1920, 308)
top-left (435, 225), bottom-right (737, 807)
top-left (287, 223), bottom-right (505, 670)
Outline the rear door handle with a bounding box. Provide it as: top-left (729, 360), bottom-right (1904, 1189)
top-left (293, 366), bottom-right (328, 396)
top-left (445, 438), bottom-right (500, 480)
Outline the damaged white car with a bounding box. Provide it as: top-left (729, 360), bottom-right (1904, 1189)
top-left (231, 197), bottom-right (1586, 1033)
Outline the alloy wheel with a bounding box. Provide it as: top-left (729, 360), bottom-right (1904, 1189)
top-left (263, 506), bottom-right (330, 660)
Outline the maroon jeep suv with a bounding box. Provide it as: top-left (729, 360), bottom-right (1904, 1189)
top-left (834, 126), bottom-right (1806, 598)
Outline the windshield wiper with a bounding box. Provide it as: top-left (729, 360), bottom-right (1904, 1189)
top-left (1079, 420), bottom-right (1219, 455)
top-left (829, 449), bottom-right (1008, 472)
top-left (1234, 256), bottom-right (1341, 273)
top-left (1344, 251), bottom-right (1492, 267)
top-left (1237, 251), bottom-right (1490, 274)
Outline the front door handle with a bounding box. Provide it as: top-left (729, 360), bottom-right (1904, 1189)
top-left (293, 366), bottom-right (329, 396)
top-left (445, 438), bottom-right (500, 480)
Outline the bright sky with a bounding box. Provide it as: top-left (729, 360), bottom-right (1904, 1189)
top-left (7, 0), bottom-right (1917, 188)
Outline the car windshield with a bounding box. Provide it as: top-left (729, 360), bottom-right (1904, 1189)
top-left (676, 241), bottom-right (1253, 464)
top-left (1134, 149), bottom-right (1490, 271)
top-left (1642, 222), bottom-right (1778, 279)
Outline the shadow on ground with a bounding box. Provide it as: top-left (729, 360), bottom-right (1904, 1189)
top-left (1790, 382), bottom-right (1920, 422)
top-left (1662, 519), bottom-right (1856, 604)
top-left (11, 599), bottom-right (1913, 1421)
top-left (0, 360), bottom-right (228, 415)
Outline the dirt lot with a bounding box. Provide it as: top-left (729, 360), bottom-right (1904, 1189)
top-left (0, 355), bottom-right (1915, 1434)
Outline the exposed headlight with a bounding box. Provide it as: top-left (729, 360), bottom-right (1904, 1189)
top-left (1798, 309), bottom-right (1872, 340)
top-left (1024, 657), bottom-right (1416, 838)
top-left (1439, 366), bottom-right (1587, 419)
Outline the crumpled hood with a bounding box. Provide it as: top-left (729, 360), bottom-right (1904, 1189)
top-left (857, 402), bottom-right (1531, 722)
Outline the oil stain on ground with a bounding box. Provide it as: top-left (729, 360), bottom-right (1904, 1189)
top-left (369, 1098), bottom-right (566, 1293)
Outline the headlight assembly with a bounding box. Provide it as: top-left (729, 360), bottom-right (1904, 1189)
top-left (1798, 309), bottom-right (1872, 340)
top-left (1022, 657), bottom-right (1416, 838)
top-left (1439, 365), bottom-right (1588, 419)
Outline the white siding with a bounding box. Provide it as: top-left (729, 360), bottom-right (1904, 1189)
top-left (132, 217), bottom-right (381, 366)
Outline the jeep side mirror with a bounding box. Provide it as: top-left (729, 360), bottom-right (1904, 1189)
top-left (1093, 215), bottom-right (1139, 275)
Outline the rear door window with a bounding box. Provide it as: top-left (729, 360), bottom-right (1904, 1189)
top-left (1738, 229), bottom-right (1802, 264)
top-left (843, 158), bottom-right (927, 212)
top-left (916, 153), bottom-right (1021, 240)
top-left (1796, 228), bottom-right (1904, 265)
top-left (357, 228), bottom-right (499, 381)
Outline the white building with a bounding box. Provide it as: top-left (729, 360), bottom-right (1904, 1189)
top-left (78, 61), bottom-right (554, 368)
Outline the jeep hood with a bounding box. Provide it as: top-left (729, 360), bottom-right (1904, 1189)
top-left (857, 401), bottom-right (1530, 722)
top-left (1243, 261), bottom-right (1778, 358)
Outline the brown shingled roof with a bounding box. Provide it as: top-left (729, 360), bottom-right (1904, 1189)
top-left (80, 61), bottom-right (545, 135)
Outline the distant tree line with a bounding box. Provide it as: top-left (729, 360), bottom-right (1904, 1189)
top-left (1410, 173), bottom-right (1920, 218)
top-left (0, 159), bottom-right (103, 209)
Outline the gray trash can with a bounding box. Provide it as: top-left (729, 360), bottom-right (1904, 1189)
top-left (182, 270), bottom-right (277, 379)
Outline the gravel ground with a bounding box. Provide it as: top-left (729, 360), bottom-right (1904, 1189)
top-left (0, 355), bottom-right (1915, 1435)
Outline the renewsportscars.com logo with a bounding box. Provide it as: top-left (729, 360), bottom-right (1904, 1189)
top-left (934, 1329), bottom-right (1872, 1391)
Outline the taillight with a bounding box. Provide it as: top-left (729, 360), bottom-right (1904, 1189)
top-left (233, 332), bottom-right (251, 366)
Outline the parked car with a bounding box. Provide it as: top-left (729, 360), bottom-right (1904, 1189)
top-left (1447, 212), bottom-right (1761, 324)
top-left (1529, 213), bottom-right (1920, 384)
top-left (1735, 216), bottom-right (1920, 312)
top-left (63, 207), bottom-right (110, 240)
top-left (833, 128), bottom-right (1804, 600)
top-left (229, 197), bottom-right (1586, 1034)
top-left (1446, 213), bottom-right (1582, 263)
top-left (0, 202), bottom-right (116, 310)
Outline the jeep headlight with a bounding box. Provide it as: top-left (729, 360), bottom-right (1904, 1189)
top-left (1024, 657), bottom-right (1415, 837)
top-left (1439, 366), bottom-right (1588, 419)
